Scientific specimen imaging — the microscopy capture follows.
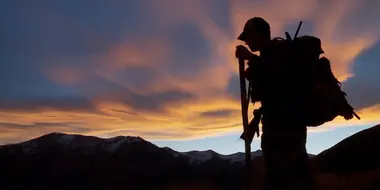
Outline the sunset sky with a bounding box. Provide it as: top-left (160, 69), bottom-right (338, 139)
top-left (1, 0), bottom-right (380, 154)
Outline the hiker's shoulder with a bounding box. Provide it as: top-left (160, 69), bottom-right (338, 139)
top-left (270, 37), bottom-right (292, 49)
top-left (268, 37), bottom-right (293, 55)
top-left (270, 37), bottom-right (288, 46)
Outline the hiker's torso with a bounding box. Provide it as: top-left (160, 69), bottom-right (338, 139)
top-left (258, 39), bottom-right (308, 131)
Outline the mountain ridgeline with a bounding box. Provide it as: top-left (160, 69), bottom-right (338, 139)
top-left (1, 124), bottom-right (380, 190)
top-left (0, 133), bottom-right (256, 190)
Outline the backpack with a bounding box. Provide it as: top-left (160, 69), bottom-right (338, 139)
top-left (245, 35), bottom-right (359, 128)
top-left (293, 35), bottom-right (359, 126)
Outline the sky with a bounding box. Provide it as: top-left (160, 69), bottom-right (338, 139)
top-left (1, 0), bottom-right (380, 155)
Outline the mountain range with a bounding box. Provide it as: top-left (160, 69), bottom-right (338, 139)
top-left (1, 124), bottom-right (380, 190)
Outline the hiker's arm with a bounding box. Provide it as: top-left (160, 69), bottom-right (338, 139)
top-left (244, 55), bottom-right (261, 80)
top-left (247, 55), bottom-right (260, 67)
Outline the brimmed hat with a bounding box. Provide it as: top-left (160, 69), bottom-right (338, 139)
top-left (237, 17), bottom-right (270, 41)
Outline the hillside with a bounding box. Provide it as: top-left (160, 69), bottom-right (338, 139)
top-left (311, 124), bottom-right (380, 190)
top-left (1, 125), bottom-right (380, 190)
top-left (314, 124), bottom-right (380, 174)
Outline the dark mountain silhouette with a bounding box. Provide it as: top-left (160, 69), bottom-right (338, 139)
top-left (0, 132), bottom-right (261, 190)
top-left (314, 124), bottom-right (380, 174)
top-left (0, 124), bottom-right (379, 190)
top-left (311, 124), bottom-right (380, 190)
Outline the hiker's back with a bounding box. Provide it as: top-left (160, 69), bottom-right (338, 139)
top-left (259, 38), bottom-right (307, 127)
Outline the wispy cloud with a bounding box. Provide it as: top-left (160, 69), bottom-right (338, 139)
top-left (0, 0), bottom-right (379, 144)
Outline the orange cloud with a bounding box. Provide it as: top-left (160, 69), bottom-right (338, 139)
top-left (0, 98), bottom-right (242, 144)
top-left (2, 0), bottom-right (380, 145)
top-left (44, 66), bottom-right (86, 85)
top-left (105, 38), bottom-right (171, 69)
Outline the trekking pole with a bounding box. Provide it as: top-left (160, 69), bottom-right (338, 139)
top-left (238, 58), bottom-right (251, 190)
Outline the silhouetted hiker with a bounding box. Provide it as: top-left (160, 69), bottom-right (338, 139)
top-left (235, 17), bottom-right (359, 190)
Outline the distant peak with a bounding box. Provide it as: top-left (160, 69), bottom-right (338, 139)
top-left (104, 135), bottom-right (144, 142)
top-left (38, 133), bottom-right (146, 142)
top-left (46, 132), bottom-right (65, 136)
top-left (101, 135), bottom-right (146, 152)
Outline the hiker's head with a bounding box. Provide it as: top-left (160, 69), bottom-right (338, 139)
top-left (238, 17), bottom-right (271, 52)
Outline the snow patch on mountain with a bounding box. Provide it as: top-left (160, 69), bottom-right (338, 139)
top-left (102, 136), bottom-right (143, 152)
top-left (180, 150), bottom-right (216, 164)
top-left (167, 149), bottom-right (264, 164)
top-left (220, 152), bottom-right (245, 163)
top-left (13, 133), bottom-right (149, 154)
top-left (220, 151), bottom-right (263, 164)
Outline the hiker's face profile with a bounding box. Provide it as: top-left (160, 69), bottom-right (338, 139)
top-left (245, 34), bottom-right (261, 52)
